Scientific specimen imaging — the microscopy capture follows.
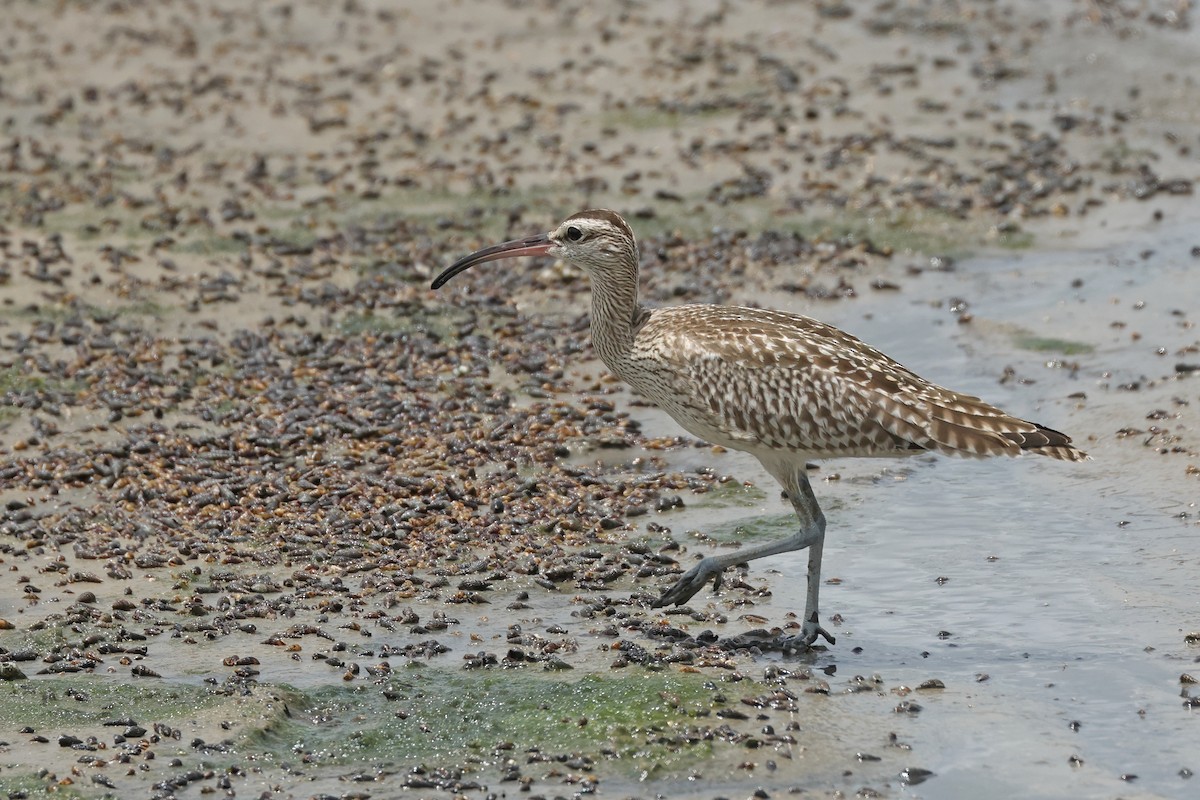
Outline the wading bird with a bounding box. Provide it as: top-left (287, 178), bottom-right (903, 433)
top-left (432, 209), bottom-right (1087, 647)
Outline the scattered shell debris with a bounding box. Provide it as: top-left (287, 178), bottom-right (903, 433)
top-left (2, 1), bottom-right (1198, 797)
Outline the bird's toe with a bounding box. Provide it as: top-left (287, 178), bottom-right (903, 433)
top-left (782, 613), bottom-right (835, 650)
top-left (651, 558), bottom-right (723, 608)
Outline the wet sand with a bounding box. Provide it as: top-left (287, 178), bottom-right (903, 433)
top-left (2, 1), bottom-right (1198, 798)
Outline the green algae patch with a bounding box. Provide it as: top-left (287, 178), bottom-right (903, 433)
top-left (0, 677), bottom-right (293, 799)
top-left (0, 678), bottom-right (226, 729)
top-left (338, 306), bottom-right (473, 338)
top-left (0, 365), bottom-right (84, 397)
top-left (337, 310), bottom-right (411, 335)
top-left (696, 480), bottom-right (769, 508)
top-left (709, 513), bottom-right (796, 543)
top-left (256, 670), bottom-right (721, 775)
top-left (599, 103), bottom-right (736, 132)
top-left (172, 233), bottom-right (250, 255)
top-left (0, 775), bottom-right (90, 800)
top-left (1013, 334), bottom-right (1094, 355)
top-left (621, 200), bottom-right (1004, 258)
top-left (794, 207), bottom-right (990, 258)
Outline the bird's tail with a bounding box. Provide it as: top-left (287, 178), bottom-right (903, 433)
top-left (917, 394), bottom-right (1089, 462)
top-left (1001, 423), bottom-right (1089, 462)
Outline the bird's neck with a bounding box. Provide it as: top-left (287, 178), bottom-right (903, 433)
top-left (588, 267), bottom-right (645, 369)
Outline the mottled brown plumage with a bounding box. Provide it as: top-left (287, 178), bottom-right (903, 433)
top-left (433, 209), bottom-right (1087, 648)
top-left (634, 305), bottom-right (1083, 462)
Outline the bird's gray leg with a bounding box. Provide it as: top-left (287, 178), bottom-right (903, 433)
top-left (782, 472), bottom-right (833, 647)
top-left (652, 469), bottom-right (835, 646)
top-left (649, 527), bottom-right (821, 609)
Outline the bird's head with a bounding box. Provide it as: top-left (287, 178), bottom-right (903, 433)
top-left (431, 209), bottom-right (638, 289)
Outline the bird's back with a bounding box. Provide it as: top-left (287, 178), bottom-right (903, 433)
top-left (613, 304), bottom-right (1086, 462)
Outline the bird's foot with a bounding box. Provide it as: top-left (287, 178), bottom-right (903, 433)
top-left (781, 612), bottom-right (836, 650)
top-left (651, 557), bottom-right (723, 608)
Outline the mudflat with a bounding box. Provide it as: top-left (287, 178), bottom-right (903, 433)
top-left (2, 2), bottom-right (1198, 798)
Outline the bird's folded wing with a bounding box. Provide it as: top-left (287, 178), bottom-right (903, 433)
top-left (641, 306), bottom-right (1083, 461)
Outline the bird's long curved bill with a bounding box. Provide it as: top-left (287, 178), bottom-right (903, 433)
top-left (431, 234), bottom-right (553, 289)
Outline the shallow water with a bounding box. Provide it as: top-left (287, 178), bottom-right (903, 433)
top-left (623, 215), bottom-right (1200, 799)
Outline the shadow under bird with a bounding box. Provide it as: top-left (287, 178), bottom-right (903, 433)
top-left (432, 209), bottom-right (1088, 648)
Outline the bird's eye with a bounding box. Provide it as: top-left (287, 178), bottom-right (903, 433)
top-left (565, 226), bottom-right (583, 242)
